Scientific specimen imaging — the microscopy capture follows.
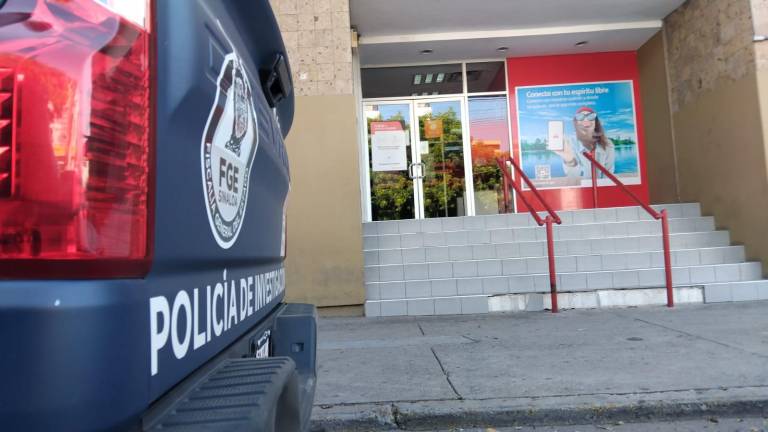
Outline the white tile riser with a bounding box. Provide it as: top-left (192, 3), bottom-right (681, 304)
top-left (364, 247), bottom-right (749, 282)
top-left (362, 203), bottom-right (701, 235)
top-left (363, 217), bottom-right (715, 250)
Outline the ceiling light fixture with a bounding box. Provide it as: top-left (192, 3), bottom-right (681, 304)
top-left (413, 74), bottom-right (422, 85)
top-left (425, 73), bottom-right (433, 84)
top-left (436, 73), bottom-right (445, 83)
top-left (575, 41), bottom-right (589, 47)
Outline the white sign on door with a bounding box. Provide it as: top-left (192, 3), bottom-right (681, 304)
top-left (372, 130), bottom-right (408, 171)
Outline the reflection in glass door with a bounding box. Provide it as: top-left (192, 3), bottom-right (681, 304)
top-left (415, 99), bottom-right (468, 218)
top-left (364, 102), bottom-right (416, 221)
top-left (468, 95), bottom-right (512, 215)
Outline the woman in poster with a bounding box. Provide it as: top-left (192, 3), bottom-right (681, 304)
top-left (554, 106), bottom-right (615, 179)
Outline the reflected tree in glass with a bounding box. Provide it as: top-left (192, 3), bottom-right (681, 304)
top-left (419, 105), bottom-right (466, 218)
top-left (468, 96), bottom-right (512, 215)
top-left (367, 108), bottom-right (414, 221)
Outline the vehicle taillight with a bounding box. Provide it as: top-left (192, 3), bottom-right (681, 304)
top-left (0, 0), bottom-right (153, 278)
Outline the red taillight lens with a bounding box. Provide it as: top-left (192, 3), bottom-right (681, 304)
top-left (0, 0), bottom-right (152, 278)
top-left (0, 67), bottom-right (15, 199)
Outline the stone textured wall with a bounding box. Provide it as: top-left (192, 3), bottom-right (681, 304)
top-left (269, 0), bottom-right (353, 96)
top-left (662, 0), bottom-right (768, 270)
top-left (664, 0), bottom-right (756, 112)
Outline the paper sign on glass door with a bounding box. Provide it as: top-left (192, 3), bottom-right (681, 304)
top-left (371, 126), bottom-right (408, 171)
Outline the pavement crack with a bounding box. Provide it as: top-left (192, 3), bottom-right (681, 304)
top-left (417, 322), bottom-right (426, 336)
top-left (633, 317), bottom-right (768, 360)
top-left (462, 335), bottom-right (481, 343)
top-left (430, 346), bottom-right (463, 400)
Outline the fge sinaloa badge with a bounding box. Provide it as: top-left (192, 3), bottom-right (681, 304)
top-left (201, 53), bottom-right (259, 249)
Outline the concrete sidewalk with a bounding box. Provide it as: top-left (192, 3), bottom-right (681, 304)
top-left (311, 302), bottom-right (768, 431)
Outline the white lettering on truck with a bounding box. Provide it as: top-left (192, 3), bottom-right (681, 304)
top-left (149, 268), bottom-right (285, 376)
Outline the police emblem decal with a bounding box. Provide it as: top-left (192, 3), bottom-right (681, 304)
top-left (201, 53), bottom-right (259, 249)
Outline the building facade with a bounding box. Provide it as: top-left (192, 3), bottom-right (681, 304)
top-left (270, 0), bottom-right (768, 313)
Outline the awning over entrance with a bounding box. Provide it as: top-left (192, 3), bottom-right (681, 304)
top-left (350, 0), bottom-right (685, 65)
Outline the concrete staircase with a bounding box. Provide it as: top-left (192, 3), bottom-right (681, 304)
top-left (362, 203), bottom-right (768, 317)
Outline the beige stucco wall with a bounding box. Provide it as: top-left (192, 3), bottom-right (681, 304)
top-left (637, 31), bottom-right (679, 204)
top-left (283, 95), bottom-right (364, 307)
top-left (752, 0), bottom-right (768, 271)
top-left (270, 0), bottom-right (365, 306)
top-left (664, 0), bottom-right (768, 269)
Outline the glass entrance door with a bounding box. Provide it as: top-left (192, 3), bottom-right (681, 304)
top-left (364, 102), bottom-right (417, 221)
top-left (414, 98), bottom-right (469, 218)
top-left (364, 98), bottom-right (472, 221)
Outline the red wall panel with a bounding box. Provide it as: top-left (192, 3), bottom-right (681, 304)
top-left (507, 52), bottom-right (649, 212)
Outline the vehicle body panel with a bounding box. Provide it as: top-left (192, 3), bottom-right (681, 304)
top-left (0, 1), bottom-right (295, 430)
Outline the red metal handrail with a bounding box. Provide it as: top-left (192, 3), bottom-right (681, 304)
top-left (497, 157), bottom-right (562, 225)
top-left (496, 156), bottom-right (561, 313)
top-left (581, 151), bottom-right (674, 307)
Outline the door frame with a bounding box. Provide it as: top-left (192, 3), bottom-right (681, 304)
top-left (411, 96), bottom-right (475, 219)
top-left (362, 100), bottom-right (420, 221)
top-left (363, 97), bottom-right (475, 221)
top-left (357, 60), bottom-right (512, 222)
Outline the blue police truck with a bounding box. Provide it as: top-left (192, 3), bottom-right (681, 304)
top-left (0, 0), bottom-right (317, 430)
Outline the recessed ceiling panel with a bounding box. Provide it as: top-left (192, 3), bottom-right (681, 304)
top-left (359, 28), bottom-right (661, 66)
top-left (351, 0), bottom-right (685, 37)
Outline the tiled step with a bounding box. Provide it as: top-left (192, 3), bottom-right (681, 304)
top-left (365, 294), bottom-right (492, 317)
top-left (362, 202), bottom-right (768, 317)
top-left (363, 217), bottom-right (715, 251)
top-left (364, 231), bottom-right (731, 266)
top-left (364, 246), bottom-right (746, 283)
top-left (363, 203), bottom-right (702, 235)
top-left (509, 287), bottom-right (706, 311)
top-left (366, 262), bottom-right (764, 300)
top-left (705, 280), bottom-right (768, 302)
top-left (364, 280), bottom-right (768, 317)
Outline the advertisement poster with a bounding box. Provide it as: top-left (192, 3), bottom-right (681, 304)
top-left (370, 121), bottom-right (408, 172)
top-left (515, 80), bottom-right (641, 189)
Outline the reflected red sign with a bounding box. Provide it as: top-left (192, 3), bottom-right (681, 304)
top-left (370, 121), bottom-right (403, 134)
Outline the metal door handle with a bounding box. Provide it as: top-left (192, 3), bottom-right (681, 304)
top-left (416, 162), bottom-right (426, 179)
top-left (408, 163), bottom-right (415, 179)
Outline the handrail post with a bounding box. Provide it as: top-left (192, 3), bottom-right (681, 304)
top-left (590, 148), bottom-right (598, 209)
top-left (501, 162), bottom-right (510, 213)
top-left (661, 209), bottom-right (674, 307)
top-left (545, 215), bottom-right (558, 313)
top-left (582, 150), bottom-right (673, 307)
top-left (496, 156), bottom-right (561, 313)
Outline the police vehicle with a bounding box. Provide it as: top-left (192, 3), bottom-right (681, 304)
top-left (0, 0), bottom-right (316, 430)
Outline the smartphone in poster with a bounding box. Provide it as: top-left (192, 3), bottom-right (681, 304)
top-left (515, 80), bottom-right (641, 190)
top-left (546, 120), bottom-right (564, 151)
